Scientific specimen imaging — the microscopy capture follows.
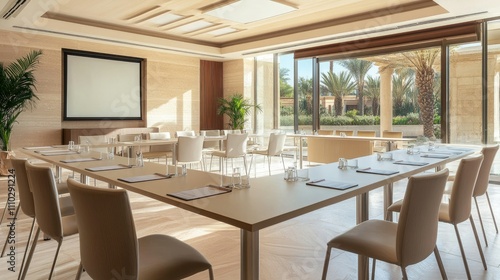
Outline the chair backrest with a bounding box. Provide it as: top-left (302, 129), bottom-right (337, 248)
top-left (382, 131), bottom-right (403, 138)
top-left (177, 136), bottom-right (204, 163)
top-left (11, 158), bottom-right (35, 218)
top-left (67, 179), bottom-right (139, 280)
top-left (225, 133), bottom-right (248, 157)
top-left (175, 130), bottom-right (196, 137)
top-left (396, 168), bottom-right (449, 267)
top-left (148, 132), bottom-right (174, 153)
top-left (25, 161), bottom-right (64, 242)
top-left (335, 130), bottom-right (354, 136)
top-left (267, 133), bottom-right (287, 156)
top-left (473, 145), bottom-right (499, 197)
top-left (449, 154), bottom-right (484, 223)
top-left (201, 130), bottom-right (220, 149)
top-left (317, 130), bottom-right (334, 135)
top-left (356, 130), bottom-right (376, 137)
top-left (148, 132), bottom-right (171, 140)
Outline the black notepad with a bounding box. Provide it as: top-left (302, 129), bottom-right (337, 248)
top-left (61, 157), bottom-right (102, 163)
top-left (306, 180), bottom-right (357, 190)
top-left (356, 168), bottom-right (399, 175)
top-left (118, 173), bottom-right (173, 183)
top-left (393, 160), bottom-right (429, 166)
top-left (167, 185), bottom-right (232, 201)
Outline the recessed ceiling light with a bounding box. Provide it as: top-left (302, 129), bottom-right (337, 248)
top-left (208, 26), bottom-right (238, 36)
top-left (171, 20), bottom-right (214, 33)
top-left (204, 0), bottom-right (296, 24)
top-left (146, 13), bottom-right (183, 26)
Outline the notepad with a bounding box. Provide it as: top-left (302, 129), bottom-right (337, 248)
top-left (61, 157), bottom-right (102, 163)
top-left (393, 160), bottom-right (429, 166)
top-left (86, 164), bottom-right (132, 172)
top-left (167, 185), bottom-right (232, 201)
top-left (356, 168), bottom-right (399, 175)
top-left (421, 154), bottom-right (449, 159)
top-left (24, 146), bottom-right (54, 150)
top-left (118, 173), bottom-right (173, 183)
top-left (306, 180), bottom-right (357, 190)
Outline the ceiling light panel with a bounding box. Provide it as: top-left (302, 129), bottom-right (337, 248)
top-left (146, 13), bottom-right (183, 26)
top-left (205, 0), bottom-right (296, 24)
top-left (208, 26), bottom-right (238, 36)
top-left (170, 20), bottom-right (214, 33)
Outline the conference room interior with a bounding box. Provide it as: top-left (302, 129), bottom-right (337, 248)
top-left (1, 1), bottom-right (500, 279)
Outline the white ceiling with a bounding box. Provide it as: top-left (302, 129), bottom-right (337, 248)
top-left (1, 0), bottom-right (500, 60)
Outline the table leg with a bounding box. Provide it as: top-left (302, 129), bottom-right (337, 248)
top-left (356, 193), bottom-right (369, 280)
top-left (241, 229), bottom-right (259, 280)
top-left (384, 183), bottom-right (393, 221)
top-left (299, 136), bottom-right (304, 169)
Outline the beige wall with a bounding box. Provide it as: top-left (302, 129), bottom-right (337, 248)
top-left (1, 30), bottom-right (200, 150)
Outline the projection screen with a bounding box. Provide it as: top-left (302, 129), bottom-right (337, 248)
top-left (63, 49), bottom-right (143, 120)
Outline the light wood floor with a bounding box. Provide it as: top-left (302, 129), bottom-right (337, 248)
top-left (0, 155), bottom-right (499, 280)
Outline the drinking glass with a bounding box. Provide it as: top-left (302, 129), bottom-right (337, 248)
top-left (68, 140), bottom-right (74, 151)
top-left (232, 167), bottom-right (241, 188)
top-left (107, 137), bottom-right (116, 159)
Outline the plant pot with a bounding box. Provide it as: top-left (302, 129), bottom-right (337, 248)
top-left (0, 151), bottom-right (15, 176)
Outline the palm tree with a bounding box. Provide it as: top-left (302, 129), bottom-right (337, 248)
top-left (298, 77), bottom-right (313, 114)
top-left (0, 50), bottom-right (42, 152)
top-left (364, 76), bottom-right (380, 116)
top-left (217, 94), bottom-right (262, 130)
top-left (402, 48), bottom-right (440, 138)
top-left (279, 68), bottom-right (293, 98)
top-left (321, 71), bottom-right (356, 116)
top-left (392, 69), bottom-right (414, 116)
top-left (339, 59), bottom-right (373, 115)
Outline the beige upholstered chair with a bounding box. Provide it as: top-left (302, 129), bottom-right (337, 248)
top-left (334, 129), bottom-right (354, 136)
top-left (145, 132), bottom-right (174, 163)
top-left (356, 130), bottom-right (376, 137)
top-left (201, 129), bottom-right (221, 150)
top-left (1, 158), bottom-right (73, 275)
top-left (78, 135), bottom-right (107, 154)
top-left (374, 130), bottom-right (404, 151)
top-left (387, 155), bottom-right (486, 280)
top-left (210, 133), bottom-right (249, 175)
top-left (176, 136), bottom-right (205, 171)
top-left (251, 133), bottom-right (287, 175)
top-left (322, 169), bottom-right (449, 280)
top-left (175, 130), bottom-right (196, 137)
top-left (317, 129), bottom-right (334, 135)
top-left (447, 145), bottom-right (499, 246)
top-left (67, 179), bottom-right (214, 280)
top-left (22, 161), bottom-right (79, 280)
top-left (117, 133), bottom-right (145, 157)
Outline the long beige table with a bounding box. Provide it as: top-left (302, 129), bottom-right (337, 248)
top-left (20, 145), bottom-right (476, 280)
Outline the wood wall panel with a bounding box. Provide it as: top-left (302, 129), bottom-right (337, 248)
top-left (200, 60), bottom-right (223, 130)
top-left (0, 30), bottom-right (201, 149)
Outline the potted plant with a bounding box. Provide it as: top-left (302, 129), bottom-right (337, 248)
top-left (217, 94), bottom-right (262, 130)
top-left (0, 50), bottom-right (42, 175)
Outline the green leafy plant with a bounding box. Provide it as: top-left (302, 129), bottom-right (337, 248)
top-left (217, 94), bottom-right (262, 130)
top-left (0, 50), bottom-right (42, 151)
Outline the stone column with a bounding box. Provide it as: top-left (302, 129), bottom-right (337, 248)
top-left (379, 66), bottom-right (394, 134)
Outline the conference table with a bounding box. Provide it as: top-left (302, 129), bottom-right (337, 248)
top-left (19, 144), bottom-right (477, 280)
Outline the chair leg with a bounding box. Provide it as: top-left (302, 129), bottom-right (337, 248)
top-left (208, 267), bottom-right (214, 280)
top-left (321, 245), bottom-right (332, 280)
top-left (209, 155), bottom-right (214, 172)
top-left (48, 241), bottom-right (63, 279)
top-left (75, 262), bottom-right (83, 280)
top-left (267, 156), bottom-right (271, 175)
top-left (385, 209), bottom-right (392, 221)
top-left (401, 266), bottom-right (409, 280)
top-left (0, 198), bottom-right (9, 226)
top-left (16, 218), bottom-right (36, 280)
top-left (469, 215), bottom-right (487, 270)
top-left (20, 227), bottom-right (41, 280)
top-left (280, 154), bottom-right (285, 173)
top-left (474, 197), bottom-right (488, 246)
top-left (485, 191), bottom-right (498, 233)
top-left (243, 156), bottom-right (248, 176)
top-left (1, 205), bottom-right (20, 257)
top-left (434, 246), bottom-right (448, 280)
top-left (453, 224), bottom-right (472, 280)
top-left (371, 259), bottom-right (376, 280)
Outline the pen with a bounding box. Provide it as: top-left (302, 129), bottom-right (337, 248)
top-left (309, 179), bottom-right (325, 183)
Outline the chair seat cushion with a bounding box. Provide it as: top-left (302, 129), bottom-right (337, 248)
top-left (138, 234), bottom-right (211, 280)
top-left (328, 220), bottom-right (399, 265)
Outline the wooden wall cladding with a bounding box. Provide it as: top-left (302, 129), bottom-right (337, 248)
top-left (200, 60), bottom-right (223, 130)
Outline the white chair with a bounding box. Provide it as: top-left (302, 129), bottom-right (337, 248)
top-left (175, 130), bottom-right (196, 137)
top-left (145, 132), bottom-right (174, 163)
top-left (176, 136), bottom-right (205, 172)
top-left (251, 133), bottom-right (287, 175)
top-left (210, 133), bottom-right (249, 175)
